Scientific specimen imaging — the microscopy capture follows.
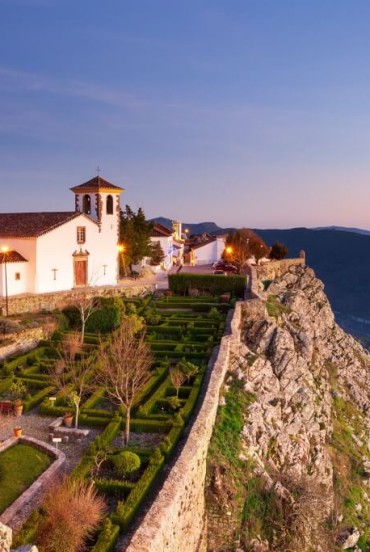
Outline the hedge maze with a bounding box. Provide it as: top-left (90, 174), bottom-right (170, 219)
top-left (0, 282), bottom-right (240, 551)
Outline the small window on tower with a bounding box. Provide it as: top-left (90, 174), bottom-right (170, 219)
top-left (106, 195), bottom-right (113, 214)
top-left (15, 273), bottom-right (21, 281)
top-left (77, 226), bottom-right (86, 244)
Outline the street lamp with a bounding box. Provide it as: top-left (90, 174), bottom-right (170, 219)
top-left (117, 244), bottom-right (127, 277)
top-left (1, 246), bottom-right (9, 317)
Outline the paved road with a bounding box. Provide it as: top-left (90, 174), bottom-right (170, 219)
top-left (118, 265), bottom-right (215, 291)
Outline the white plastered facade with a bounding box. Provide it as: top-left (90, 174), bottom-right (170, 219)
top-left (0, 183), bottom-right (122, 297)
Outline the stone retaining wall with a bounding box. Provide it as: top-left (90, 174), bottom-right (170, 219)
top-left (0, 283), bottom-right (156, 316)
top-left (125, 303), bottom-right (242, 552)
top-left (0, 328), bottom-right (46, 361)
top-left (0, 436), bottom-right (66, 528)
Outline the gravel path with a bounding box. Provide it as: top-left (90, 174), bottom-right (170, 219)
top-left (0, 410), bottom-right (102, 472)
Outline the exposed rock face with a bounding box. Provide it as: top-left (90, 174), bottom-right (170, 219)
top-left (207, 265), bottom-right (370, 551)
top-left (0, 524), bottom-right (12, 552)
top-left (0, 523), bottom-right (38, 552)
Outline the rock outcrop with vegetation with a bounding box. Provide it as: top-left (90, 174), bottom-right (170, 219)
top-left (206, 265), bottom-right (370, 551)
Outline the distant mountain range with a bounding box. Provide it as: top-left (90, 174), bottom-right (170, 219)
top-left (151, 217), bottom-right (370, 344)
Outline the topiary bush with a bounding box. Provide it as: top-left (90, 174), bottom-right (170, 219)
top-left (85, 305), bottom-right (121, 333)
top-left (112, 451), bottom-right (141, 477)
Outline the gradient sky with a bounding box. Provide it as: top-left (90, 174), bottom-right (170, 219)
top-left (1, 0), bottom-right (370, 229)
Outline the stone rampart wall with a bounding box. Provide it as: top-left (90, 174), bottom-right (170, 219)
top-left (255, 258), bottom-right (304, 282)
top-left (125, 303), bottom-right (243, 552)
top-left (125, 260), bottom-right (303, 551)
top-left (0, 284), bottom-right (156, 316)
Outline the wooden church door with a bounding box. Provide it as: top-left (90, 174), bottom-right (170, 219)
top-left (74, 259), bottom-right (87, 286)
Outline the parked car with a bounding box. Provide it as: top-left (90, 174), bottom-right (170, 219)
top-left (213, 269), bottom-right (226, 275)
top-left (213, 262), bottom-right (238, 274)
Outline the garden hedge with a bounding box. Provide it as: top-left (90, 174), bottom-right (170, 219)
top-left (168, 273), bottom-right (246, 297)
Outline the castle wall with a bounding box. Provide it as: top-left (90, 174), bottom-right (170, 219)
top-left (125, 258), bottom-right (304, 552)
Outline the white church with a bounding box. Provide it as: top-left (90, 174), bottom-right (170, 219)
top-left (0, 175), bottom-right (123, 298)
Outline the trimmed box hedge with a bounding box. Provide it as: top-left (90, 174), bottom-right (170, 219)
top-left (168, 273), bottom-right (246, 297)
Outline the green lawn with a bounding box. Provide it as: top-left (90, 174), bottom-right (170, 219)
top-left (0, 443), bottom-right (52, 513)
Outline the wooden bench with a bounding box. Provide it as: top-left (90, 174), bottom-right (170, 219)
top-left (0, 401), bottom-right (14, 415)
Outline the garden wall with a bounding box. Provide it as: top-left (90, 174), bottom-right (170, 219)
top-left (0, 283), bottom-right (156, 316)
top-left (0, 436), bottom-right (65, 529)
top-left (125, 303), bottom-right (243, 552)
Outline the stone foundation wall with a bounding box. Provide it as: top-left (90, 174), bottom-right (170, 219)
top-left (0, 284), bottom-right (156, 316)
top-left (125, 303), bottom-right (242, 552)
top-left (0, 328), bottom-right (46, 361)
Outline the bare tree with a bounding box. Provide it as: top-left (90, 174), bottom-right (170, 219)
top-left (73, 294), bottom-right (96, 343)
top-left (50, 332), bottom-right (96, 428)
top-left (97, 319), bottom-right (153, 444)
top-left (170, 367), bottom-right (187, 398)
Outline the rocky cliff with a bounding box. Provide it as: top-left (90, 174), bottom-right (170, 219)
top-left (206, 265), bottom-right (370, 551)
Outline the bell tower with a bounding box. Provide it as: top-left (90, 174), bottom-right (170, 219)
top-left (70, 175), bottom-right (124, 229)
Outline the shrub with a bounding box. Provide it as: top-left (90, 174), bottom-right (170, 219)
top-left (269, 242), bottom-right (288, 260)
top-left (168, 273), bottom-right (246, 297)
top-left (90, 519), bottom-right (120, 552)
top-left (86, 305), bottom-right (121, 333)
top-left (62, 306), bottom-right (81, 329)
top-left (112, 451), bottom-right (141, 476)
top-left (37, 479), bottom-right (106, 552)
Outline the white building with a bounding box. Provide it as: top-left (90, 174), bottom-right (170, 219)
top-left (150, 223), bottom-right (174, 270)
top-left (188, 236), bottom-right (226, 265)
top-left (0, 176), bottom-right (123, 298)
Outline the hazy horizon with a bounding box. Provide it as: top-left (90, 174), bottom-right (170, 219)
top-left (2, 1), bottom-right (370, 229)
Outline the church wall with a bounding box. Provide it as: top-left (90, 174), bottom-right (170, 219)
top-left (94, 194), bottom-right (121, 283)
top-left (36, 216), bottom-right (114, 293)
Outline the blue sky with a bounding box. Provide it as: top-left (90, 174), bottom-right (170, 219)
top-left (1, 0), bottom-right (370, 228)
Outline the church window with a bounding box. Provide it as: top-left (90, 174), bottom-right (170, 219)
top-left (77, 226), bottom-right (86, 244)
top-left (15, 272), bottom-right (21, 281)
top-left (83, 194), bottom-right (91, 214)
top-left (106, 195), bottom-right (114, 215)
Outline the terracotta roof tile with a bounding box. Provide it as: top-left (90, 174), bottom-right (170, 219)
top-left (0, 212), bottom-right (86, 238)
top-left (70, 176), bottom-right (124, 193)
top-left (0, 250), bottom-right (28, 263)
top-left (151, 223), bottom-right (173, 238)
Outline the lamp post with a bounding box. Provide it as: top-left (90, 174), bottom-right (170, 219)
top-left (117, 244), bottom-right (127, 277)
top-left (1, 246), bottom-right (9, 317)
